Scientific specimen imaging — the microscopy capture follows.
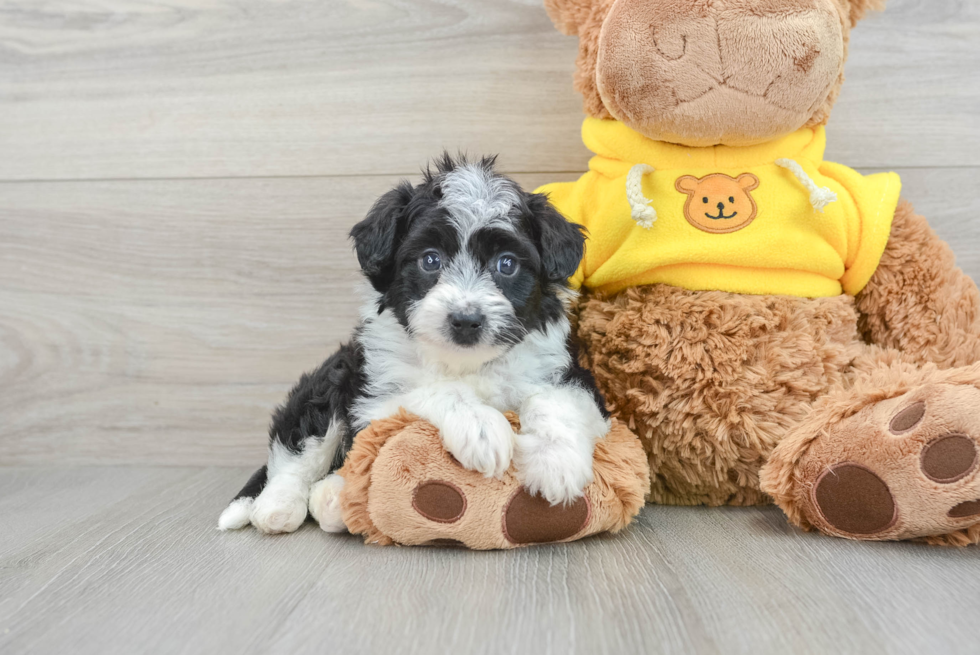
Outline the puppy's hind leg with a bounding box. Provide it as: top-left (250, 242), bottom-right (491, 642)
top-left (218, 465), bottom-right (267, 530)
top-left (219, 343), bottom-right (361, 534)
top-left (251, 423), bottom-right (343, 534)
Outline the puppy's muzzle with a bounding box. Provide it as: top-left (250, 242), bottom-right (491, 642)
top-left (448, 311), bottom-right (485, 346)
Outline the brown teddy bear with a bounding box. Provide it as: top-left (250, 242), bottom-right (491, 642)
top-left (538, 0), bottom-right (980, 544)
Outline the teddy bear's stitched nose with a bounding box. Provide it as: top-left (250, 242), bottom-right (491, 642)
top-left (717, 201), bottom-right (726, 212)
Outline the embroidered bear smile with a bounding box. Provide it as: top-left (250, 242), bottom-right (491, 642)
top-left (705, 209), bottom-right (738, 220)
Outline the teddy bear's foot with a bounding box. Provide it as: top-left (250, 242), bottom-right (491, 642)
top-left (336, 411), bottom-right (650, 549)
top-left (762, 365), bottom-right (980, 544)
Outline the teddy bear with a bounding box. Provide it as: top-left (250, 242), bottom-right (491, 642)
top-left (536, 0), bottom-right (980, 545)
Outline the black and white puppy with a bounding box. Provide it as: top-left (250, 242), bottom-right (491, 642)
top-left (218, 155), bottom-right (610, 534)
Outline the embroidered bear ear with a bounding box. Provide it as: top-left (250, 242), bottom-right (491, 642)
top-left (675, 175), bottom-right (699, 194)
top-left (736, 173), bottom-right (760, 192)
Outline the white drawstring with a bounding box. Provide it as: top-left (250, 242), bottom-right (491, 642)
top-left (775, 158), bottom-right (837, 212)
top-left (626, 163), bottom-right (657, 228)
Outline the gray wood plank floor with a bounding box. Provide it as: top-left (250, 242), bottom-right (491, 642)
top-left (2, 0), bottom-right (979, 653)
top-left (2, 467), bottom-right (979, 655)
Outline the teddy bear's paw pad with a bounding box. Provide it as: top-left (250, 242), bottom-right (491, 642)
top-left (502, 488), bottom-right (590, 545)
top-left (888, 401), bottom-right (926, 433)
top-left (412, 481), bottom-right (466, 524)
top-left (920, 434), bottom-right (978, 483)
top-left (949, 500), bottom-right (980, 518)
top-left (813, 464), bottom-right (897, 536)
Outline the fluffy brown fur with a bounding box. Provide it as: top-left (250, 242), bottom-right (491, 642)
top-left (576, 284), bottom-right (864, 506)
top-left (856, 202), bottom-right (980, 368)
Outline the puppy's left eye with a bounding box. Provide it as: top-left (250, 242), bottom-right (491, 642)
top-left (419, 250), bottom-right (442, 272)
top-left (495, 254), bottom-right (518, 276)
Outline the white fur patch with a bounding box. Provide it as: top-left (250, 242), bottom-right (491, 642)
top-left (217, 497), bottom-right (253, 531)
top-left (249, 422), bottom-right (344, 534)
top-left (440, 163), bottom-right (519, 239)
top-left (515, 385), bottom-right (611, 505)
top-left (309, 473), bottom-right (348, 533)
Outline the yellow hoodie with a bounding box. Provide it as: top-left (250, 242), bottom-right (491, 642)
top-left (537, 119), bottom-right (902, 298)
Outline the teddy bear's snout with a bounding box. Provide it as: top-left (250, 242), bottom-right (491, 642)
top-left (595, 0), bottom-right (846, 147)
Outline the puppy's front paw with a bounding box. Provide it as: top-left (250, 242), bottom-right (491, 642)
top-left (516, 430), bottom-right (595, 506)
top-left (442, 405), bottom-right (514, 478)
top-left (309, 474), bottom-right (348, 533)
top-left (250, 484), bottom-right (308, 534)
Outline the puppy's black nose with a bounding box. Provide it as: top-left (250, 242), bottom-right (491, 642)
top-left (449, 311), bottom-right (485, 345)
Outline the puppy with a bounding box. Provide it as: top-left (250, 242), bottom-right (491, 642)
top-left (218, 155), bottom-right (611, 534)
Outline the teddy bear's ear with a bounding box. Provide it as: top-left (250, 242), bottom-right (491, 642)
top-left (736, 174), bottom-right (760, 192)
top-left (675, 176), bottom-right (699, 195)
top-left (843, 0), bottom-right (887, 26)
top-left (543, 0), bottom-right (598, 36)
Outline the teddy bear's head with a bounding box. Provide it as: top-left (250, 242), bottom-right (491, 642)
top-left (545, 0), bottom-right (885, 147)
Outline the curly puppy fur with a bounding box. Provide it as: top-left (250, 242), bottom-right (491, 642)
top-left (577, 201), bottom-right (980, 514)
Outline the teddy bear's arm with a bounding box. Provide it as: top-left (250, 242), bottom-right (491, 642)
top-left (855, 200), bottom-right (980, 368)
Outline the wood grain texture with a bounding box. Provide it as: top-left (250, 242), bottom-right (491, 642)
top-left (0, 0), bottom-right (978, 182)
top-left (0, 466), bottom-right (978, 655)
top-left (2, 169), bottom-right (978, 466)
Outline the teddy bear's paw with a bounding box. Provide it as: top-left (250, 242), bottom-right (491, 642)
top-left (796, 382), bottom-right (980, 541)
top-left (440, 405), bottom-right (514, 479)
top-left (309, 474), bottom-right (347, 533)
top-left (250, 484), bottom-right (308, 535)
top-left (515, 432), bottom-right (595, 506)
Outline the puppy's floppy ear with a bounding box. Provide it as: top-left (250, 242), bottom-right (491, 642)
top-left (543, 0), bottom-right (598, 36)
top-left (526, 192), bottom-right (586, 283)
top-left (350, 181), bottom-right (414, 293)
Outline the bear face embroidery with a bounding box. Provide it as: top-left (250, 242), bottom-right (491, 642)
top-left (675, 173), bottom-right (760, 234)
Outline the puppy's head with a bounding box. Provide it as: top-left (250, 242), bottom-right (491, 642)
top-left (350, 154), bottom-right (585, 369)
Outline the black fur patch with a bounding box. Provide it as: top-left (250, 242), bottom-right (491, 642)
top-left (561, 337), bottom-right (610, 419)
top-left (268, 340), bottom-right (365, 461)
top-left (231, 465), bottom-right (268, 501)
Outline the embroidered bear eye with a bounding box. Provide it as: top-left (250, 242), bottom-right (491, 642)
top-left (702, 197), bottom-right (708, 204)
top-left (419, 250), bottom-right (442, 272)
top-left (729, 196), bottom-right (735, 204)
top-left (496, 254), bottom-right (518, 276)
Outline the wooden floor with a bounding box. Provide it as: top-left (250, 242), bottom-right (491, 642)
top-left (1, 1), bottom-right (979, 653)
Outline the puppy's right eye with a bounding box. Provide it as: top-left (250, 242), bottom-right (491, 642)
top-left (419, 250), bottom-right (442, 273)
